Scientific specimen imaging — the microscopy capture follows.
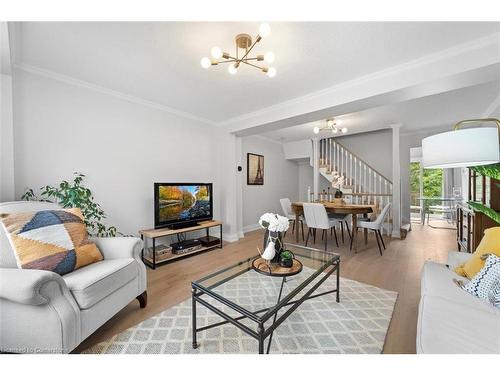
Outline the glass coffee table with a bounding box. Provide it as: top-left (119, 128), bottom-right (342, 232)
top-left (191, 243), bottom-right (340, 354)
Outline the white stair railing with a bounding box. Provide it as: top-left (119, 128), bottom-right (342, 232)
top-left (318, 137), bottom-right (394, 234)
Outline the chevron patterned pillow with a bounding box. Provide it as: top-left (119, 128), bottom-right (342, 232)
top-left (462, 254), bottom-right (500, 306)
top-left (488, 277), bottom-right (500, 308)
top-left (1, 208), bottom-right (103, 275)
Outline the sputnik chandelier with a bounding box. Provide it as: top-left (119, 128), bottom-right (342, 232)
top-left (313, 119), bottom-right (348, 134)
top-left (200, 23), bottom-right (276, 77)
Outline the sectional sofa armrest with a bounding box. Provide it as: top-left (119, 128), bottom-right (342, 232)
top-left (92, 236), bottom-right (143, 260)
top-left (447, 251), bottom-right (473, 270)
top-left (0, 268), bottom-right (69, 305)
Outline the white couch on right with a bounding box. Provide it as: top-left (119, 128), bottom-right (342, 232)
top-left (417, 251), bottom-right (500, 354)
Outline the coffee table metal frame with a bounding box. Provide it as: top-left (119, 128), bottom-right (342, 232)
top-left (191, 243), bottom-right (340, 354)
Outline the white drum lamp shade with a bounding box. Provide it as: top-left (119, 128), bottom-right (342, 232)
top-left (422, 127), bottom-right (499, 168)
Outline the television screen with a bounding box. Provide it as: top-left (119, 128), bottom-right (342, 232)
top-left (154, 183), bottom-right (213, 228)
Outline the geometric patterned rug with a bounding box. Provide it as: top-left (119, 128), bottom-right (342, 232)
top-left (84, 268), bottom-right (398, 354)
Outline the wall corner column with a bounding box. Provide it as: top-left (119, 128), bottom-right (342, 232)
top-left (312, 138), bottom-right (319, 201)
top-left (391, 124), bottom-right (402, 238)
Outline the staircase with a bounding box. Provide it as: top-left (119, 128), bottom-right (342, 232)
top-left (318, 137), bottom-right (393, 233)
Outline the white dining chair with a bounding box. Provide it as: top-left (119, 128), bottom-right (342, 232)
top-left (280, 198), bottom-right (305, 241)
top-left (352, 203), bottom-right (391, 255)
top-left (328, 213), bottom-right (352, 244)
top-left (303, 203), bottom-right (342, 251)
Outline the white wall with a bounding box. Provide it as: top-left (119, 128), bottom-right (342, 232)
top-left (0, 73), bottom-right (15, 201)
top-left (11, 69), bottom-right (220, 236)
top-left (241, 136), bottom-right (299, 232)
top-left (298, 161), bottom-right (330, 201)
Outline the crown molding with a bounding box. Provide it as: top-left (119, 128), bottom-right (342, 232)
top-left (219, 32), bottom-right (500, 129)
top-left (13, 62), bottom-right (218, 126)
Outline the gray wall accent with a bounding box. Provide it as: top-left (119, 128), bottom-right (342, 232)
top-left (11, 69), bottom-right (219, 235)
top-left (242, 136), bottom-right (299, 231)
top-left (335, 129), bottom-right (393, 180)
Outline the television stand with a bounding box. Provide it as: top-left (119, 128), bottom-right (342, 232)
top-left (169, 221), bottom-right (200, 230)
top-left (139, 220), bottom-right (223, 269)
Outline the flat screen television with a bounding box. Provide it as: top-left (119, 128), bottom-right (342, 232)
top-left (154, 183), bottom-right (213, 229)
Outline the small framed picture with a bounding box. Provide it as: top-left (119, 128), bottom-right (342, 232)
top-left (247, 153), bottom-right (264, 185)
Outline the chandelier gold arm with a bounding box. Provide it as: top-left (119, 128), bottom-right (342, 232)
top-left (240, 60), bottom-right (265, 70)
top-left (234, 36), bottom-right (261, 67)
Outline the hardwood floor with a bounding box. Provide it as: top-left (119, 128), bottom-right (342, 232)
top-left (75, 223), bottom-right (454, 354)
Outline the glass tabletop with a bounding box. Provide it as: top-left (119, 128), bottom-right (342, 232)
top-left (192, 243), bottom-right (340, 320)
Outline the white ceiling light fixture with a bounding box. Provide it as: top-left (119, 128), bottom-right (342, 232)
top-left (422, 118), bottom-right (500, 169)
top-left (313, 118), bottom-right (348, 135)
top-left (200, 23), bottom-right (276, 77)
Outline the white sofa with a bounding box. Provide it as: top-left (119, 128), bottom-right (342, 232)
top-left (0, 201), bottom-right (147, 353)
top-left (417, 251), bottom-right (500, 353)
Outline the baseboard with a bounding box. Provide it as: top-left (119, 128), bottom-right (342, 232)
top-left (242, 223), bottom-right (261, 234)
top-left (223, 232), bottom-right (240, 243)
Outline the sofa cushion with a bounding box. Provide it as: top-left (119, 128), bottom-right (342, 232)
top-left (463, 254), bottom-right (500, 303)
top-left (63, 258), bottom-right (136, 309)
top-left (1, 208), bottom-right (103, 275)
top-left (447, 251), bottom-right (472, 270)
top-left (417, 295), bottom-right (500, 354)
top-left (421, 261), bottom-right (494, 313)
top-left (454, 227), bottom-right (500, 278)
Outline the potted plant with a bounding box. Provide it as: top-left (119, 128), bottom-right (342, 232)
top-left (279, 250), bottom-right (294, 268)
top-left (21, 172), bottom-right (119, 237)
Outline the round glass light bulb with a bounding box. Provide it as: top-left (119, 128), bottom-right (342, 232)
top-left (228, 64), bottom-right (238, 75)
top-left (259, 23), bottom-right (271, 38)
top-left (313, 126), bottom-right (320, 134)
top-left (341, 127), bottom-right (348, 133)
top-left (332, 127), bottom-right (338, 134)
top-left (200, 57), bottom-right (211, 69)
top-left (266, 66), bottom-right (276, 78)
top-left (326, 119), bottom-right (334, 127)
top-left (264, 51), bottom-right (275, 63)
top-left (211, 46), bottom-right (223, 59)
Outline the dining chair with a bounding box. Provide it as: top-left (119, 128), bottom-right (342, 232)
top-left (352, 203), bottom-right (391, 255)
top-left (280, 198), bottom-right (305, 241)
top-left (303, 203), bottom-right (342, 251)
top-left (328, 213), bottom-right (352, 244)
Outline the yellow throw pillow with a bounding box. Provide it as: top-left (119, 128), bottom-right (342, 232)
top-left (1, 208), bottom-right (103, 275)
top-left (454, 227), bottom-right (500, 279)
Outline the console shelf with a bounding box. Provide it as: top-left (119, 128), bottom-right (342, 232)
top-left (139, 220), bottom-right (223, 269)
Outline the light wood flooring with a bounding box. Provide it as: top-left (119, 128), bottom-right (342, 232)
top-left (75, 223), bottom-right (455, 354)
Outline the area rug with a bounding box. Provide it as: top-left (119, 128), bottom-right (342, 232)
top-left (84, 268), bottom-right (398, 354)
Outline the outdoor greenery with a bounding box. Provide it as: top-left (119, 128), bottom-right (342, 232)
top-left (21, 172), bottom-right (118, 237)
top-left (470, 163), bottom-right (500, 180)
top-left (410, 162), bottom-right (443, 204)
top-left (468, 201), bottom-right (500, 225)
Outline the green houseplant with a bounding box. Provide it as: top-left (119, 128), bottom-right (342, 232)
top-left (279, 250), bottom-right (294, 268)
top-left (21, 172), bottom-right (118, 237)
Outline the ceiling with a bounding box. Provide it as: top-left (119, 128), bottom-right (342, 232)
top-left (13, 22), bottom-right (500, 122)
top-left (260, 80), bottom-right (500, 142)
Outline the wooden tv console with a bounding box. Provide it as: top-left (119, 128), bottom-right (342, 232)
top-left (139, 220), bottom-right (223, 269)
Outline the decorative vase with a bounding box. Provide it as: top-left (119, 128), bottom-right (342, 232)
top-left (263, 229), bottom-right (284, 263)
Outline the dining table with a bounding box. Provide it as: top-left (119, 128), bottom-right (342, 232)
top-left (291, 201), bottom-right (375, 252)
